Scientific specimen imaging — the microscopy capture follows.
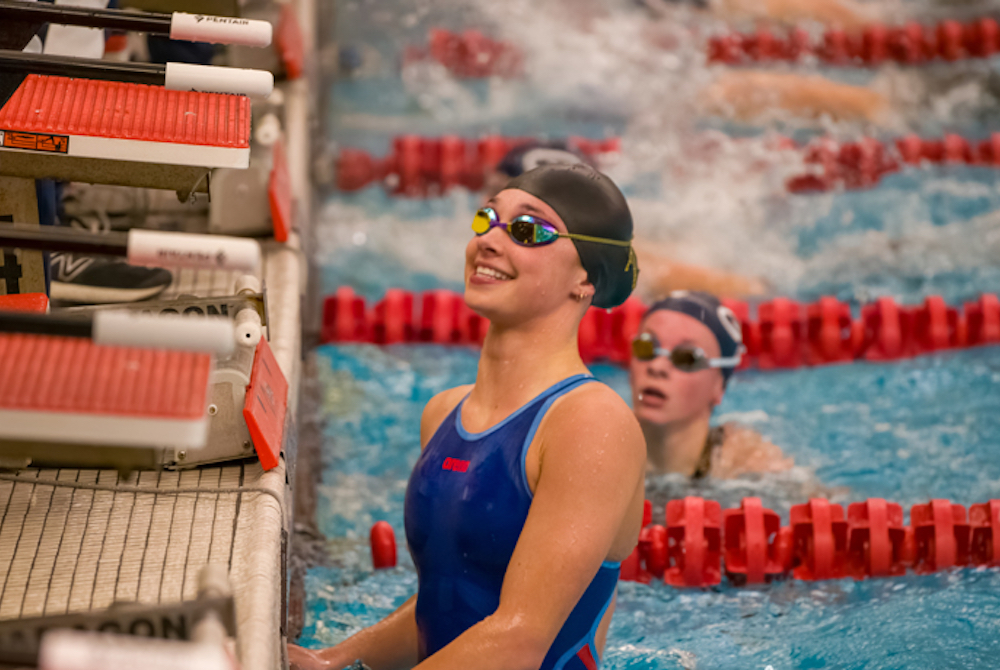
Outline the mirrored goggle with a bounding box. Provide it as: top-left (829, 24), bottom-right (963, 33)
top-left (472, 207), bottom-right (637, 252)
top-left (472, 207), bottom-right (561, 246)
top-left (631, 332), bottom-right (741, 371)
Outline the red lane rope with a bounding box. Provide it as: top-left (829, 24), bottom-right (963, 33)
top-left (708, 18), bottom-right (1000, 66)
top-left (402, 28), bottom-right (523, 79)
top-left (787, 133), bottom-right (1000, 193)
top-left (403, 21), bottom-right (1000, 77)
top-left (335, 132), bottom-right (1000, 198)
top-left (623, 497), bottom-right (1000, 587)
top-left (335, 134), bottom-right (620, 196)
top-left (368, 497), bottom-right (1000, 585)
top-left (403, 21), bottom-right (1000, 76)
top-left (321, 288), bottom-right (1000, 369)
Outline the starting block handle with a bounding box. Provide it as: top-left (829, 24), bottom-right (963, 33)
top-left (164, 61), bottom-right (273, 97)
top-left (0, 310), bottom-right (235, 356)
top-left (169, 12), bottom-right (273, 48)
top-left (93, 311), bottom-right (235, 356)
top-left (127, 230), bottom-right (261, 273)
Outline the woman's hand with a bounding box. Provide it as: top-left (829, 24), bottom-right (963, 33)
top-left (287, 595), bottom-right (419, 670)
top-left (288, 643), bottom-right (332, 670)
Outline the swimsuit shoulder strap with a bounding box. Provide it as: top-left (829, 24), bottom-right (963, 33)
top-left (692, 425), bottom-right (726, 479)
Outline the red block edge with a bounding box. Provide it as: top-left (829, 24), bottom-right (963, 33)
top-left (0, 293), bottom-right (49, 313)
top-left (243, 337), bottom-right (289, 470)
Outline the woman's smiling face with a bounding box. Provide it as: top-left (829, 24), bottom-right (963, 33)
top-left (464, 188), bottom-right (591, 325)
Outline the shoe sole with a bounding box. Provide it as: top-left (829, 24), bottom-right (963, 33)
top-left (51, 281), bottom-right (169, 304)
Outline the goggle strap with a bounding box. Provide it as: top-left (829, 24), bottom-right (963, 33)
top-left (562, 232), bottom-right (633, 248)
top-left (707, 354), bottom-right (742, 369)
top-left (626, 246), bottom-right (638, 289)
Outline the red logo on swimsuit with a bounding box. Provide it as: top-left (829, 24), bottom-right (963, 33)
top-left (442, 457), bottom-right (470, 472)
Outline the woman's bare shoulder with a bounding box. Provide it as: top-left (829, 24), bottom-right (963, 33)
top-left (711, 423), bottom-right (794, 479)
top-left (543, 381), bottom-right (645, 460)
top-left (558, 380), bottom-right (636, 419)
top-left (420, 385), bottom-right (473, 447)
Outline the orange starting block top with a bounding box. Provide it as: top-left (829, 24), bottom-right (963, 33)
top-left (0, 333), bottom-right (213, 448)
top-left (0, 75), bottom-right (251, 170)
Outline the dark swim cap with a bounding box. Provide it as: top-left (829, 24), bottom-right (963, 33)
top-left (644, 291), bottom-right (744, 383)
top-left (634, 0), bottom-right (708, 10)
top-left (496, 140), bottom-right (592, 178)
top-left (505, 164), bottom-right (637, 309)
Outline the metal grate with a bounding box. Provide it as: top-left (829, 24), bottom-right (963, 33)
top-left (0, 464), bottom-right (245, 620)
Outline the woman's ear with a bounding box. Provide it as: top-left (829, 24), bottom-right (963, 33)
top-left (574, 274), bottom-right (595, 298)
top-left (710, 374), bottom-right (725, 408)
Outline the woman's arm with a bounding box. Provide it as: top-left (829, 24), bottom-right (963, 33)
top-left (701, 71), bottom-right (890, 124)
top-left (634, 241), bottom-right (768, 299)
top-left (715, 0), bottom-right (880, 28)
top-left (412, 385), bottom-right (647, 670)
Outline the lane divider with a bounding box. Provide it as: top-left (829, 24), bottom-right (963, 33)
top-left (321, 288), bottom-right (1000, 369)
top-left (367, 497), bottom-right (1000, 585)
top-left (622, 497), bottom-right (1000, 586)
top-left (335, 132), bottom-right (1000, 198)
top-left (335, 135), bottom-right (620, 196)
top-left (403, 28), bottom-right (523, 79)
top-left (709, 18), bottom-right (1000, 67)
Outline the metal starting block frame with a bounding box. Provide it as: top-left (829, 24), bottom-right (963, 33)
top-left (65, 285), bottom-right (270, 331)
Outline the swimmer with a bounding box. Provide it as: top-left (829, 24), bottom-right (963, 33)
top-left (648, 0), bottom-right (1000, 128)
top-left (644, 0), bottom-right (931, 128)
top-left (289, 164), bottom-right (646, 670)
top-left (485, 141), bottom-right (769, 299)
top-left (638, 0), bottom-right (892, 126)
top-left (639, 0), bottom-right (880, 29)
top-left (700, 70), bottom-right (892, 126)
top-left (630, 291), bottom-right (793, 477)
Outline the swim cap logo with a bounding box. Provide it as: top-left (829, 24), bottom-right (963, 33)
top-left (522, 148), bottom-right (585, 173)
top-left (626, 245), bottom-right (638, 291)
top-left (717, 306), bottom-right (743, 344)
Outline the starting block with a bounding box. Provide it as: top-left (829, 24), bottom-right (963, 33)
top-left (0, 317), bottom-right (221, 471)
top-left (0, 274), bottom-right (287, 473)
top-left (0, 75), bottom-right (251, 199)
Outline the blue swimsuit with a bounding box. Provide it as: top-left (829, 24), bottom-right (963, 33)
top-left (404, 374), bottom-right (620, 670)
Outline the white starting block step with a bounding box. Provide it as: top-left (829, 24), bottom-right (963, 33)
top-left (0, 75), bottom-right (251, 196)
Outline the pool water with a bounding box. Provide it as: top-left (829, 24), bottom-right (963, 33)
top-left (300, 0), bottom-right (1000, 667)
top-left (298, 343), bottom-right (1000, 669)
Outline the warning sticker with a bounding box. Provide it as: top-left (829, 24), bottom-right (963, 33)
top-left (0, 130), bottom-right (69, 154)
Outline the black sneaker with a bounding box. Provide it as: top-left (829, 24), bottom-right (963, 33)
top-left (50, 252), bottom-right (172, 304)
